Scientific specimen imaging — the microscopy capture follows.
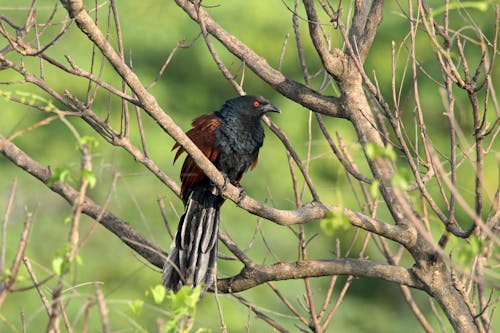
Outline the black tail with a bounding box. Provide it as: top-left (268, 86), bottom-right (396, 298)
top-left (163, 185), bottom-right (223, 293)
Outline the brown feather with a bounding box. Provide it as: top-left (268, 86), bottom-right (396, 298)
top-left (172, 114), bottom-right (221, 200)
top-left (250, 154), bottom-right (259, 170)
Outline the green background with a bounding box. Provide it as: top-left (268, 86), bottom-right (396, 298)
top-left (1, 1), bottom-right (498, 332)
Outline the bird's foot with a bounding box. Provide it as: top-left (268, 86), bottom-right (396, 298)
top-left (237, 189), bottom-right (247, 205)
top-left (218, 175), bottom-right (246, 203)
top-left (234, 182), bottom-right (247, 205)
top-left (218, 173), bottom-right (230, 196)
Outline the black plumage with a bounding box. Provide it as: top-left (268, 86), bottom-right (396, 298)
top-left (163, 95), bottom-right (280, 294)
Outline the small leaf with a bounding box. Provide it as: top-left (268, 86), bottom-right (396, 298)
top-left (45, 102), bottom-right (55, 112)
top-left (184, 285), bottom-right (202, 308)
top-left (163, 320), bottom-right (179, 333)
top-left (47, 167), bottom-right (71, 186)
top-left (391, 168), bottom-right (412, 190)
top-left (150, 284), bottom-right (166, 304)
top-left (80, 136), bottom-right (99, 149)
top-left (365, 142), bottom-right (396, 161)
top-left (81, 169), bottom-right (96, 188)
top-left (469, 235), bottom-right (482, 255)
top-left (165, 285), bottom-right (201, 315)
top-left (320, 210), bottom-right (350, 236)
top-left (129, 299), bottom-right (144, 316)
top-left (365, 142), bottom-right (379, 160)
top-left (75, 255), bottom-right (83, 266)
top-left (64, 215), bottom-right (72, 225)
top-left (391, 173), bottom-right (408, 189)
top-left (0, 268), bottom-right (12, 282)
top-left (369, 180), bottom-right (380, 199)
top-left (384, 145), bottom-right (396, 161)
top-left (16, 274), bottom-right (27, 282)
top-left (52, 256), bottom-right (64, 276)
top-left (451, 235), bottom-right (484, 270)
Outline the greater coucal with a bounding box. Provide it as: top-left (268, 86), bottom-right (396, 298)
top-left (163, 95), bottom-right (280, 293)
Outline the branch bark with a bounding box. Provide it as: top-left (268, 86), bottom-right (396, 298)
top-left (217, 258), bottom-right (424, 293)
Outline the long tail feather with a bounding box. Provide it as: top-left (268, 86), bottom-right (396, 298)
top-left (163, 185), bottom-right (223, 293)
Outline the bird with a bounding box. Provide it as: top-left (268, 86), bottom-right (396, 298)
top-left (162, 95), bottom-right (280, 294)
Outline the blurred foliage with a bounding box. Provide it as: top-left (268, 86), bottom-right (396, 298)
top-left (0, 0), bottom-right (498, 332)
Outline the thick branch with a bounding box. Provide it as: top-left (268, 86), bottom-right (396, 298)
top-left (216, 259), bottom-right (424, 293)
top-left (349, 0), bottom-right (384, 62)
top-left (341, 207), bottom-right (417, 247)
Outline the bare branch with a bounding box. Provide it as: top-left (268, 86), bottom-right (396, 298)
top-left (217, 258), bottom-right (424, 293)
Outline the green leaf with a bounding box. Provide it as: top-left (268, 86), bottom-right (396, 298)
top-left (162, 286), bottom-right (202, 333)
top-left (320, 210), bottom-right (350, 236)
top-left (150, 284), bottom-right (166, 304)
top-left (45, 101), bottom-right (56, 112)
top-left (365, 142), bottom-right (380, 160)
top-left (469, 235), bottom-right (482, 255)
top-left (183, 285), bottom-right (201, 308)
top-left (63, 215), bottom-right (72, 225)
top-left (384, 145), bottom-right (397, 161)
top-left (47, 167), bottom-right (71, 186)
top-left (0, 268), bottom-right (12, 282)
top-left (129, 299), bottom-right (144, 316)
top-left (454, 235), bottom-right (484, 269)
top-left (52, 256), bottom-right (64, 276)
top-left (75, 255), bottom-right (83, 266)
top-left (81, 169), bottom-right (96, 188)
top-left (365, 142), bottom-right (396, 161)
top-left (369, 180), bottom-right (380, 199)
top-left (80, 136), bottom-right (99, 149)
top-left (165, 285), bottom-right (201, 315)
top-left (16, 274), bottom-right (27, 282)
top-left (163, 320), bottom-right (179, 333)
top-left (391, 168), bottom-right (412, 190)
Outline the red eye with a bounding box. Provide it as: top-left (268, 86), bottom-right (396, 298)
top-left (253, 101), bottom-right (260, 108)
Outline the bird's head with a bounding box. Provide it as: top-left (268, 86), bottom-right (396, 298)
top-left (223, 95), bottom-right (280, 118)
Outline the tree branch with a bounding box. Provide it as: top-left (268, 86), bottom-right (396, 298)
top-left (302, 0), bottom-right (353, 84)
top-left (216, 258), bottom-right (424, 293)
top-left (174, 0), bottom-right (343, 117)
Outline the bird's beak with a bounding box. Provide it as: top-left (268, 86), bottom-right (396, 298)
top-left (262, 103), bottom-right (281, 114)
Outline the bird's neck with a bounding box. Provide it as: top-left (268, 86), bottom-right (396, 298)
top-left (217, 107), bottom-right (263, 130)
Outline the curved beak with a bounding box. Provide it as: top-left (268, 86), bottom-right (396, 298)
top-left (262, 103), bottom-right (281, 114)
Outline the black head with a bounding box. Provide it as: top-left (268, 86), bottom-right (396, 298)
top-left (223, 95), bottom-right (280, 118)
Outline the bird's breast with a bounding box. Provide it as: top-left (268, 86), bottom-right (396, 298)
top-left (214, 121), bottom-right (264, 181)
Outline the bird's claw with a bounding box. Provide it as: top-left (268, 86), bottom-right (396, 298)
top-left (218, 175), bottom-right (246, 204)
top-left (237, 189), bottom-right (247, 205)
top-left (217, 173), bottom-right (231, 197)
top-left (220, 173), bottom-right (230, 192)
top-left (235, 183), bottom-right (246, 205)
top-left (220, 173), bottom-right (247, 205)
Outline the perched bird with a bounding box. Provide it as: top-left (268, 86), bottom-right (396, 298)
top-left (163, 95), bottom-right (280, 294)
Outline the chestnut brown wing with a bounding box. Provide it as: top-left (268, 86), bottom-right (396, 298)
top-left (172, 113), bottom-right (221, 201)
